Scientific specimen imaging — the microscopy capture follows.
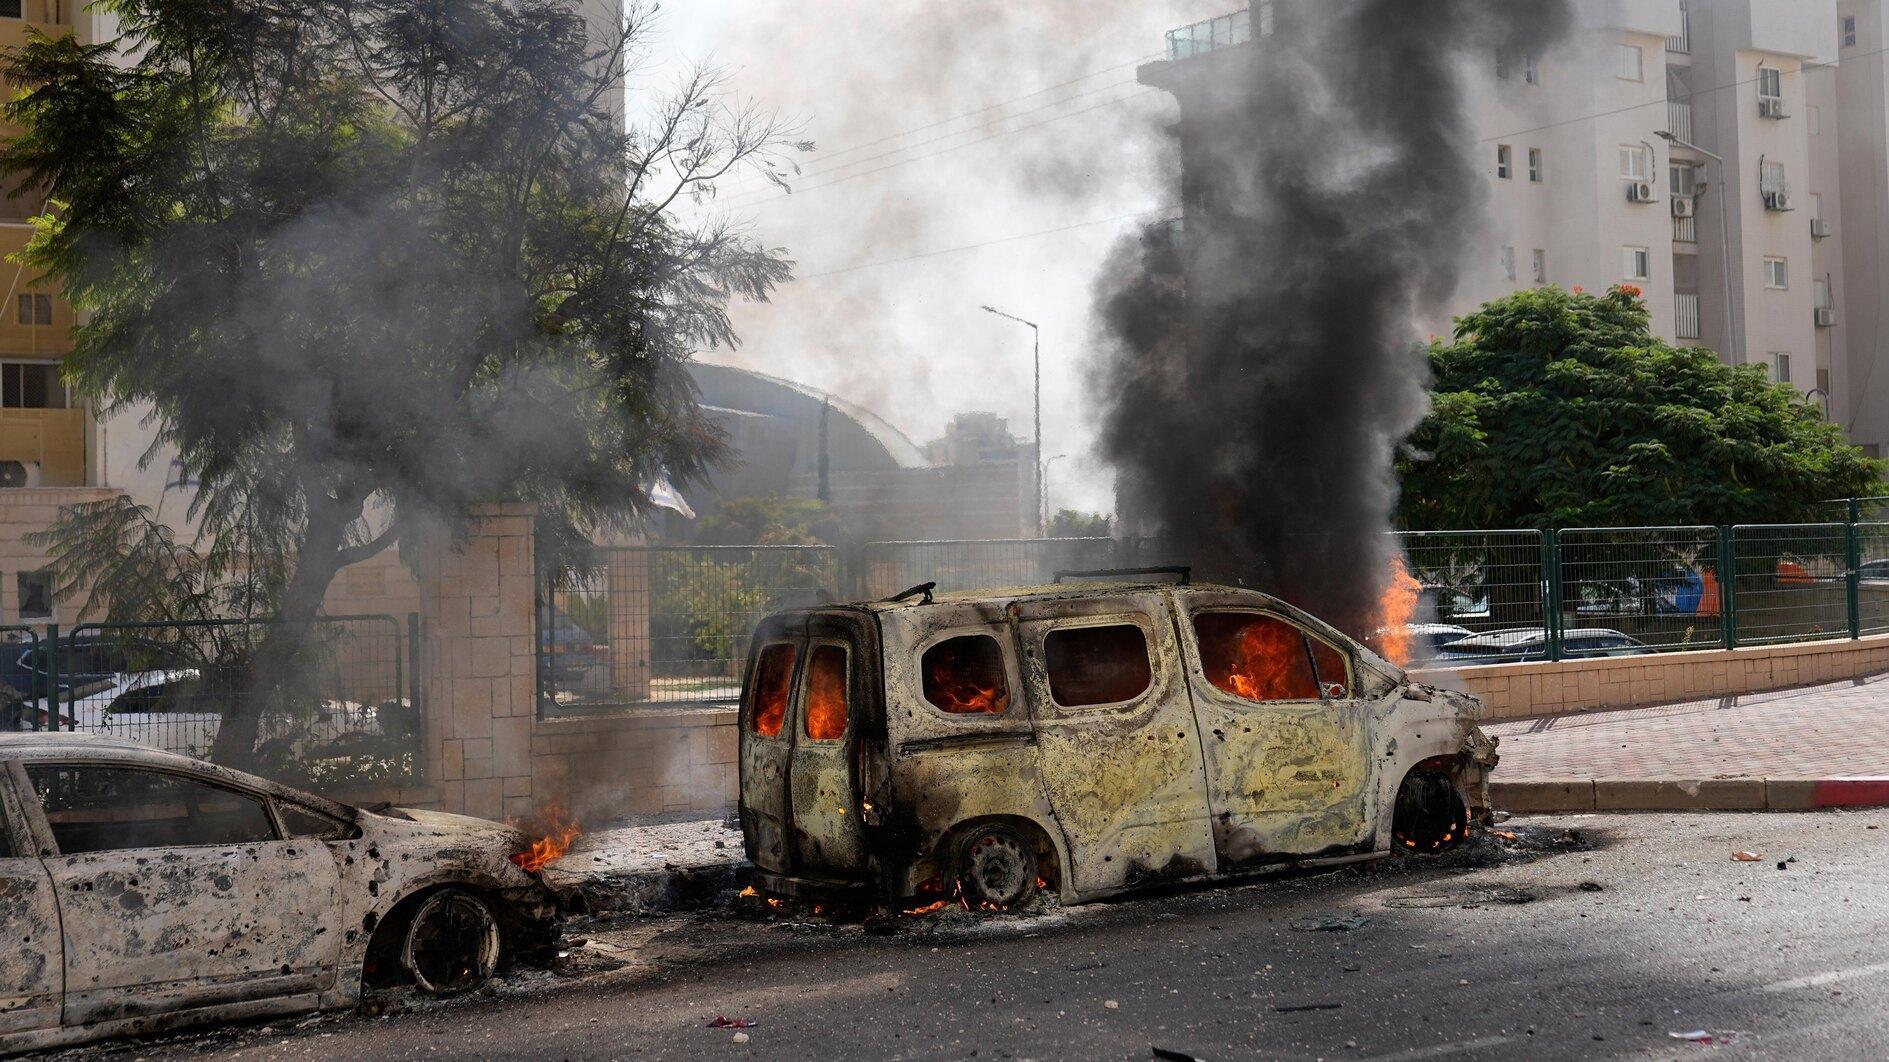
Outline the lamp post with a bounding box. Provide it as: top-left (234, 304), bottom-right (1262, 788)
top-left (1041, 453), bottom-right (1067, 528)
top-left (980, 304), bottom-right (1044, 536)
top-left (1657, 130), bottom-right (1739, 364)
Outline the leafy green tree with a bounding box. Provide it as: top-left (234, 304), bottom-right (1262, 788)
top-left (1046, 509), bottom-right (1112, 538)
top-left (4, 1), bottom-right (801, 765)
top-left (1399, 285), bottom-right (1884, 532)
top-left (689, 494), bottom-right (839, 546)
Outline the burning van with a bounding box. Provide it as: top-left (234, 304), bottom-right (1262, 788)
top-left (738, 570), bottom-right (1498, 910)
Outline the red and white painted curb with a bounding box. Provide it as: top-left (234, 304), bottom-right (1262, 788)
top-left (1490, 777), bottom-right (1889, 813)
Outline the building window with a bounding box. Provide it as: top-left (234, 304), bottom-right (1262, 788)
top-left (1815, 277), bottom-right (1831, 310)
top-left (1763, 257), bottom-right (1789, 289)
top-left (1619, 145), bottom-right (1650, 182)
top-left (1809, 104), bottom-right (1822, 136)
top-left (1759, 67), bottom-right (1783, 104)
top-left (1670, 161), bottom-right (1698, 198)
top-left (16, 570), bottom-right (51, 621)
top-left (1528, 147), bottom-right (1543, 182)
top-left (1761, 160), bottom-right (1788, 202)
top-left (1532, 249), bottom-right (1547, 284)
top-left (1524, 53), bottom-right (1540, 85)
top-left (1810, 192), bottom-right (1824, 223)
top-left (1501, 246), bottom-right (1516, 281)
top-left (1624, 246), bottom-right (1651, 282)
top-left (1617, 44), bottom-right (1643, 81)
top-left (16, 293), bottom-right (50, 325)
top-left (1773, 352), bottom-right (1793, 384)
top-left (1843, 16), bottom-right (1857, 48)
top-left (1496, 144), bottom-right (1512, 179)
top-left (0, 2), bottom-right (20, 18)
top-left (0, 362), bottom-right (68, 409)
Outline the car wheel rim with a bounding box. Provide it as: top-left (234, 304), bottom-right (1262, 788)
top-left (402, 891), bottom-right (500, 995)
top-left (961, 831), bottom-right (1035, 909)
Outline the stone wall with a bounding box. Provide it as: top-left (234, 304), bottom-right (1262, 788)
top-left (1415, 632), bottom-right (1889, 720)
top-left (403, 504), bottom-right (734, 824)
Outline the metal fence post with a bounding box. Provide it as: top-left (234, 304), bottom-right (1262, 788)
top-left (1541, 530), bottom-right (1562, 662)
top-left (1718, 525), bottom-right (1738, 649)
top-left (44, 623), bottom-right (60, 730)
top-left (1847, 516), bottom-right (1862, 641)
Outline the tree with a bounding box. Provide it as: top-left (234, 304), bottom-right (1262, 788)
top-left (1046, 509), bottom-right (1112, 539)
top-left (4, 0), bottom-right (803, 766)
top-left (1398, 285), bottom-right (1884, 532)
top-left (688, 494), bottom-right (838, 546)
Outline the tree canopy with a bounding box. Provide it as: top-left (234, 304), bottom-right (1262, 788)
top-left (3, 0), bottom-right (801, 763)
top-left (1397, 285), bottom-right (1884, 531)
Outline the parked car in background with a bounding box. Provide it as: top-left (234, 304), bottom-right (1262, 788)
top-left (1859, 559), bottom-right (1889, 584)
top-left (0, 733), bottom-right (559, 1053)
top-left (0, 631), bottom-right (185, 701)
top-left (1402, 623), bottom-right (1476, 663)
top-left (1434, 627), bottom-right (1648, 664)
top-left (538, 615), bottom-right (610, 687)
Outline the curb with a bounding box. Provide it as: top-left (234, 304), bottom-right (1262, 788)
top-left (1491, 778), bottom-right (1889, 813)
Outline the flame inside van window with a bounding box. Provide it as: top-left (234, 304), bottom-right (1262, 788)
top-left (1194, 612), bottom-right (1346, 702)
top-left (804, 645), bottom-right (849, 740)
top-left (750, 643), bottom-right (796, 737)
top-left (921, 634), bottom-right (1010, 715)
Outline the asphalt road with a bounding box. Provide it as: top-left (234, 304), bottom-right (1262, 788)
top-left (47, 810), bottom-right (1889, 1061)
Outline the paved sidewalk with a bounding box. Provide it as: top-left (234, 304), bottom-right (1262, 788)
top-left (1487, 671), bottom-right (1889, 811)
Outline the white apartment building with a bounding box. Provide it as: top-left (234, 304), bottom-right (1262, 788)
top-left (1153, 1), bottom-right (1889, 458)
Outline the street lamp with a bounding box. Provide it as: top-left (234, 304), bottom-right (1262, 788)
top-left (1657, 130), bottom-right (1739, 364)
top-left (1805, 386), bottom-right (1831, 418)
top-left (1041, 454), bottom-right (1067, 527)
top-left (980, 304), bottom-right (1044, 536)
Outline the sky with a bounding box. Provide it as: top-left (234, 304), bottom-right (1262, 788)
top-left (642, 0), bottom-right (1236, 516)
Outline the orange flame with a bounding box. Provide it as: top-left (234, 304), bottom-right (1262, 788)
top-left (924, 646), bottom-right (1008, 715)
top-left (509, 799), bottom-right (582, 872)
top-left (1375, 557), bottom-right (1422, 666)
top-left (1197, 614), bottom-right (1344, 701)
top-left (805, 646), bottom-right (849, 740)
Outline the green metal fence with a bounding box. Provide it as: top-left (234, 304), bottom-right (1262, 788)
top-left (1557, 525), bottom-right (1722, 653)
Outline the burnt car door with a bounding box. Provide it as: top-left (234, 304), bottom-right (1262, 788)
top-left (1011, 594), bottom-right (1216, 893)
top-left (739, 616), bottom-right (804, 878)
top-left (18, 761), bottom-right (342, 1026)
top-left (0, 764), bottom-right (60, 1040)
top-left (785, 612), bottom-right (879, 878)
top-left (1178, 596), bottom-right (1374, 864)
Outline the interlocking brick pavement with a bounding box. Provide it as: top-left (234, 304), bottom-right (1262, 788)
top-left (1486, 671), bottom-right (1889, 782)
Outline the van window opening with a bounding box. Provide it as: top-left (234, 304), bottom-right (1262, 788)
top-left (804, 645), bottom-right (848, 740)
top-left (1194, 612), bottom-right (1345, 701)
top-left (750, 643), bottom-right (796, 737)
top-left (921, 634), bottom-right (1010, 715)
top-left (1044, 623), bottom-right (1153, 708)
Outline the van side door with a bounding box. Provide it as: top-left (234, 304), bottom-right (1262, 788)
top-left (786, 612), bottom-right (879, 878)
top-left (738, 616), bottom-right (804, 878)
top-left (0, 763), bottom-right (60, 1042)
top-left (1178, 596), bottom-right (1374, 864)
top-left (1012, 593), bottom-right (1216, 894)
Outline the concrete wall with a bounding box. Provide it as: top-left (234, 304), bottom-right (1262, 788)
top-left (399, 504), bottom-right (733, 825)
top-left (1416, 631), bottom-right (1889, 720)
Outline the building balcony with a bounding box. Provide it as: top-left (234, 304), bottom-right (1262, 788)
top-left (1667, 100), bottom-right (1693, 144)
top-left (1166, 8), bottom-right (1251, 60)
top-left (1675, 292), bottom-right (1702, 340)
top-left (0, 2), bottom-right (75, 53)
top-left (1674, 214), bottom-right (1697, 243)
top-left (0, 407), bottom-right (84, 486)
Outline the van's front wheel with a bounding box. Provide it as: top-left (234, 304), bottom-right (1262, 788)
top-left (954, 825), bottom-right (1039, 910)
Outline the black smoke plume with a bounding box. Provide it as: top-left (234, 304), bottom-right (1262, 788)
top-left (1093, 0), bottom-right (1572, 643)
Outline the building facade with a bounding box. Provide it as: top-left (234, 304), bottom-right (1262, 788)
top-left (1146, 1), bottom-right (1889, 456)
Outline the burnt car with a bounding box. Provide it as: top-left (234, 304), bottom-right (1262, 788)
top-left (0, 733), bottom-right (557, 1053)
top-left (738, 573), bottom-right (1497, 911)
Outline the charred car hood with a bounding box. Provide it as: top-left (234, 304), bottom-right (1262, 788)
top-left (386, 807), bottom-right (526, 843)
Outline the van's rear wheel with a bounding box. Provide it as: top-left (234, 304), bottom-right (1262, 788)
top-left (954, 825), bottom-right (1039, 910)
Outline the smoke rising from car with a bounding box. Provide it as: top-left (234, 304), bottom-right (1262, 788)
top-left (1090, 0), bottom-right (1573, 641)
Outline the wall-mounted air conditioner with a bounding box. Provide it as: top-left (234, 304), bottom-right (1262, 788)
top-left (1627, 181), bottom-right (1656, 203)
top-left (1764, 190), bottom-right (1793, 211)
top-left (1815, 306), bottom-right (1836, 327)
top-left (1672, 197), bottom-right (1695, 218)
top-left (1811, 218), bottom-right (1833, 238)
top-left (1759, 97), bottom-right (1788, 119)
top-left (0, 461), bottom-right (42, 489)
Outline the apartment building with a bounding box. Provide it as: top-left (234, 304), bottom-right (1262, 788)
top-left (1144, 1), bottom-right (1889, 453)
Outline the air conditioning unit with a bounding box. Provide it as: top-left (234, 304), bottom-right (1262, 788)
top-left (1815, 306), bottom-right (1836, 327)
top-left (0, 461), bottom-right (42, 489)
top-left (1811, 218), bottom-right (1833, 238)
top-left (1760, 96), bottom-right (1789, 119)
top-left (1627, 181), bottom-right (1656, 203)
top-left (1672, 197), bottom-right (1695, 219)
top-left (1764, 190), bottom-right (1794, 211)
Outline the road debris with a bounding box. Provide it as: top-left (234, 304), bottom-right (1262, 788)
top-left (1152, 1047), bottom-right (1205, 1062)
top-left (707, 1015), bottom-right (757, 1029)
top-left (1731, 851), bottom-right (1762, 862)
top-left (1293, 915), bottom-right (1369, 932)
top-left (1273, 1002), bottom-right (1343, 1013)
top-left (1105, 1000), bottom-right (1121, 1010)
top-left (1579, 881), bottom-right (1605, 892)
top-left (733, 1031), bottom-right (751, 1044)
top-left (1670, 1030), bottom-right (1737, 1046)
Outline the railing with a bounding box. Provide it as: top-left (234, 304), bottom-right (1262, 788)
top-left (1667, 100), bottom-right (1693, 143)
top-left (1666, 8), bottom-right (1691, 54)
top-left (1166, 8), bottom-right (1251, 61)
top-left (1673, 214), bottom-right (1697, 244)
top-left (1675, 292), bottom-right (1701, 339)
top-left (5, 614), bottom-right (420, 792)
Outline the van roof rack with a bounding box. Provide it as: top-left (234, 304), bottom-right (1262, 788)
top-left (1053, 566), bottom-right (1191, 586)
top-left (886, 581), bottom-right (936, 605)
